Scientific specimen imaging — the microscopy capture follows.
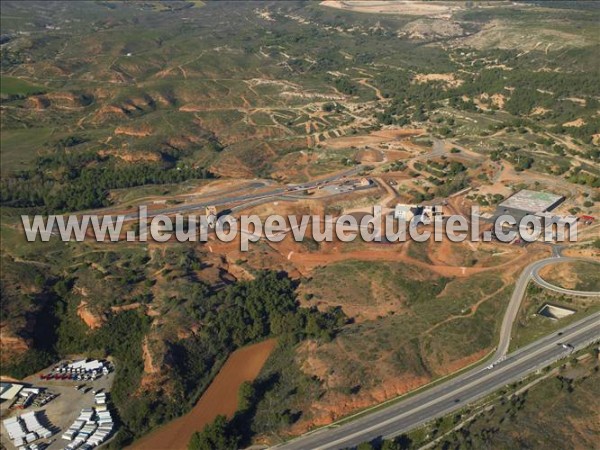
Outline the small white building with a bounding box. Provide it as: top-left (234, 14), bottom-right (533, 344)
top-left (83, 360), bottom-right (103, 371)
top-left (423, 205), bottom-right (443, 217)
top-left (394, 204), bottom-right (440, 224)
top-left (394, 204), bottom-right (417, 221)
top-left (70, 360), bottom-right (87, 369)
top-left (0, 382), bottom-right (24, 400)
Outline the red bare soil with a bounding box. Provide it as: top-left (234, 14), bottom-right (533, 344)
top-left (128, 339), bottom-right (277, 450)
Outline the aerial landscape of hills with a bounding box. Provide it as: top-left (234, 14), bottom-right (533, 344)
top-left (0, 1), bottom-right (598, 450)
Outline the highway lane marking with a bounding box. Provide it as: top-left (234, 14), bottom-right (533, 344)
top-left (495, 257), bottom-right (599, 361)
top-left (505, 311), bottom-right (600, 361)
top-left (307, 317), bottom-right (600, 450)
top-left (278, 312), bottom-right (600, 449)
top-left (278, 259), bottom-right (599, 449)
top-left (382, 329), bottom-right (600, 441)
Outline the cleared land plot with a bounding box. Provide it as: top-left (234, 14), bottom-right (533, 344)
top-left (320, 1), bottom-right (461, 16)
top-left (129, 339), bottom-right (276, 450)
top-left (538, 260), bottom-right (600, 292)
top-left (322, 128), bottom-right (425, 150)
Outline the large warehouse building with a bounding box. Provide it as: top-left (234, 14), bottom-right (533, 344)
top-left (496, 189), bottom-right (564, 221)
top-left (0, 382), bottom-right (24, 401)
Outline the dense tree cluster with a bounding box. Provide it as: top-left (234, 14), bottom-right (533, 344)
top-left (372, 58), bottom-right (599, 144)
top-left (335, 77), bottom-right (359, 96)
top-left (4, 268), bottom-right (347, 447)
top-left (375, 71), bottom-right (450, 125)
top-left (188, 416), bottom-right (239, 450)
top-left (435, 173), bottom-right (469, 198)
top-left (457, 68), bottom-right (599, 101)
top-left (167, 271), bottom-right (345, 448)
top-left (490, 146), bottom-right (535, 172)
top-left (0, 151), bottom-right (214, 212)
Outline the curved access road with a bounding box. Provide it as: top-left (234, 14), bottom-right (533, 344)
top-left (493, 256), bottom-right (600, 362)
top-left (531, 258), bottom-right (600, 297)
top-left (274, 312), bottom-right (600, 450)
top-left (274, 255), bottom-right (600, 450)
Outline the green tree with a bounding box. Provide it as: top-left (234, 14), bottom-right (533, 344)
top-left (188, 416), bottom-right (239, 450)
top-left (238, 381), bottom-right (256, 412)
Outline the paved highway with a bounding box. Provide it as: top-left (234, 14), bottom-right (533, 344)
top-left (275, 256), bottom-right (600, 450)
top-left (119, 167), bottom-right (364, 221)
top-left (275, 311), bottom-right (600, 450)
top-left (111, 137), bottom-right (456, 222)
top-left (493, 256), bottom-right (599, 363)
top-left (101, 137), bottom-right (458, 222)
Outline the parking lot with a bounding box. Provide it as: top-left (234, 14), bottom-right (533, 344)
top-left (0, 360), bottom-right (115, 450)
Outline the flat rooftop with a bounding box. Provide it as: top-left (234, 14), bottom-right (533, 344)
top-left (498, 189), bottom-right (564, 213)
top-left (0, 382), bottom-right (23, 400)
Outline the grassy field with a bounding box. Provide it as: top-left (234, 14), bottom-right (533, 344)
top-left (0, 76), bottom-right (44, 96)
top-left (0, 127), bottom-right (55, 172)
top-left (264, 261), bottom-right (513, 436)
top-left (510, 283), bottom-right (600, 351)
top-left (304, 258), bottom-right (456, 310)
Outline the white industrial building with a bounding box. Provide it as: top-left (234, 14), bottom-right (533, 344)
top-left (2, 411), bottom-right (53, 448)
top-left (62, 404), bottom-right (114, 448)
top-left (0, 382), bottom-right (24, 401)
top-left (394, 204), bottom-right (417, 221)
top-left (497, 189), bottom-right (565, 222)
